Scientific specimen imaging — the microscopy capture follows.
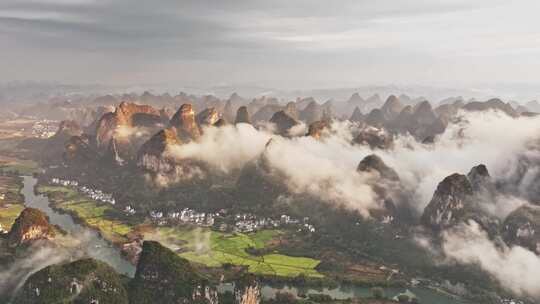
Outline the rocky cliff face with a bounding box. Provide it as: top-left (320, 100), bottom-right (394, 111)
top-left (223, 92), bottom-right (247, 122)
top-left (170, 103), bottom-right (201, 141)
top-left (422, 165), bottom-right (502, 232)
top-left (503, 205), bottom-right (540, 254)
top-left (96, 102), bottom-right (161, 148)
top-left (160, 106), bottom-right (176, 122)
top-left (284, 101), bottom-right (299, 120)
top-left (7, 208), bottom-right (55, 248)
top-left (349, 107), bottom-right (364, 122)
top-left (234, 275), bottom-right (261, 304)
top-left (269, 110), bottom-right (299, 136)
top-left (383, 101), bottom-right (446, 141)
top-left (41, 120), bottom-right (85, 164)
top-left (299, 101), bottom-right (323, 125)
top-left (95, 102), bottom-right (163, 163)
top-left (54, 120), bottom-right (83, 138)
top-left (214, 118), bottom-right (228, 127)
top-left (381, 95), bottom-right (404, 120)
top-left (498, 141), bottom-right (540, 202)
top-left (345, 93), bottom-right (365, 113)
top-left (353, 127), bottom-right (394, 150)
top-left (412, 101), bottom-right (437, 126)
top-left (467, 164), bottom-right (495, 195)
top-left (252, 104), bottom-right (283, 123)
top-left (364, 109), bottom-right (386, 128)
top-left (421, 174), bottom-right (473, 230)
top-left (85, 105), bottom-right (116, 135)
top-left (115, 101), bottom-right (161, 126)
top-left (247, 96), bottom-right (278, 116)
top-left (237, 142), bottom-right (289, 204)
top-left (463, 98), bottom-right (518, 117)
top-left (357, 154), bottom-right (402, 223)
top-left (14, 258), bottom-right (129, 304)
top-left (357, 154), bottom-right (399, 182)
top-left (389, 105), bottom-right (414, 133)
top-left (129, 241), bottom-right (218, 304)
top-left (137, 127), bottom-right (180, 173)
top-left (95, 112), bottom-right (118, 150)
top-left (307, 120), bottom-right (330, 139)
top-left (196, 107), bottom-right (220, 127)
top-left (365, 94), bottom-right (383, 112)
top-left (235, 106), bottom-right (251, 124)
top-left (434, 102), bottom-right (462, 120)
top-left (63, 134), bottom-right (98, 164)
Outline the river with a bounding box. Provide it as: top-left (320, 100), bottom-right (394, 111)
top-left (218, 282), bottom-right (468, 303)
top-left (22, 175), bottom-right (467, 303)
top-left (21, 176), bottom-right (136, 277)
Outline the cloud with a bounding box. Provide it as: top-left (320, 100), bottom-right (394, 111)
top-left (164, 110), bottom-right (540, 219)
top-left (2, 0), bottom-right (540, 87)
top-left (143, 227), bottom-right (211, 256)
top-left (377, 110), bottom-right (540, 213)
top-left (442, 220), bottom-right (540, 298)
top-left (0, 231), bottom-right (93, 299)
top-left (0, 230), bottom-right (134, 299)
top-left (114, 125), bottom-right (153, 139)
top-left (166, 124), bottom-right (272, 173)
top-left (0, 244), bottom-right (70, 297)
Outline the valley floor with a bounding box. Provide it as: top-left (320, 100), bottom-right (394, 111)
top-left (36, 183), bottom-right (325, 279)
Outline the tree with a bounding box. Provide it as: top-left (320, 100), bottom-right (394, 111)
top-left (397, 294), bottom-right (410, 303)
top-left (274, 291), bottom-right (296, 304)
top-left (371, 287), bottom-right (384, 299)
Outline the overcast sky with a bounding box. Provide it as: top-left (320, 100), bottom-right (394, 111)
top-left (1, 0), bottom-right (540, 89)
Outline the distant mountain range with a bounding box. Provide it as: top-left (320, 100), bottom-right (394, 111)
top-left (3, 81), bottom-right (540, 107)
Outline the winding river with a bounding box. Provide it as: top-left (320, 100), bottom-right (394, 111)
top-left (22, 175), bottom-right (467, 303)
top-left (21, 176), bottom-right (136, 277)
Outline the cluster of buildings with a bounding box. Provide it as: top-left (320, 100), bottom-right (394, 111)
top-left (146, 207), bottom-right (317, 234)
top-left (123, 205), bottom-right (136, 215)
top-left (233, 214), bottom-right (280, 233)
top-left (31, 120), bottom-right (57, 138)
top-left (150, 208), bottom-right (216, 227)
top-left (233, 214), bottom-right (316, 233)
top-left (50, 178), bottom-right (116, 205)
top-left (500, 300), bottom-right (524, 304)
top-left (48, 177), bottom-right (317, 235)
top-left (51, 178), bottom-right (78, 187)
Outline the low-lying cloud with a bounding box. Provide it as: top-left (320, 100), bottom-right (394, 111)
top-left (165, 110), bottom-right (540, 218)
top-left (443, 221), bottom-right (540, 298)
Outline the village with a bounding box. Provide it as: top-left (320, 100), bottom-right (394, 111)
top-left (51, 178), bottom-right (116, 205)
top-left (49, 177), bottom-right (317, 235)
top-left (147, 207), bottom-right (316, 234)
top-left (30, 120), bottom-right (58, 138)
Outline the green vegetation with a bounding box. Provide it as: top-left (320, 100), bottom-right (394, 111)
top-left (0, 158), bottom-right (39, 175)
top-left (36, 185), bottom-right (322, 278)
top-left (154, 227), bottom-right (323, 278)
top-left (0, 175), bottom-right (24, 230)
top-left (129, 241), bottom-right (213, 304)
top-left (14, 258), bottom-right (129, 304)
top-left (7, 207), bottom-right (56, 245)
top-left (0, 204), bottom-right (24, 230)
top-left (37, 185), bottom-right (135, 244)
